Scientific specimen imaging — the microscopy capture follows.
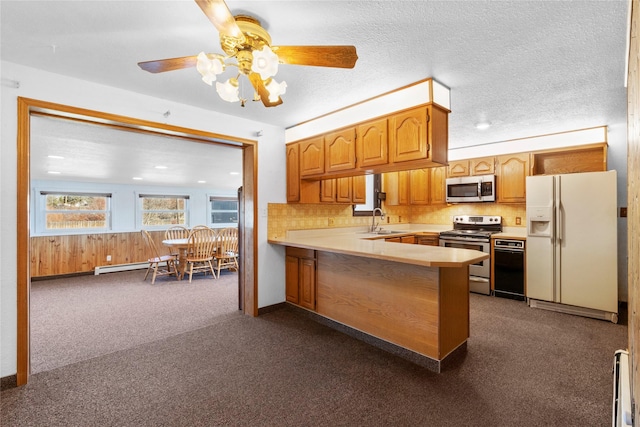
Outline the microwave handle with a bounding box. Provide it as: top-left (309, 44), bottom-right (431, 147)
top-left (478, 181), bottom-right (482, 197)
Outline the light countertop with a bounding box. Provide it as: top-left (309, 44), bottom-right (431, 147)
top-left (269, 225), bottom-right (489, 268)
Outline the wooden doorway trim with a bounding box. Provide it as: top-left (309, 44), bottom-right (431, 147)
top-left (16, 97), bottom-right (259, 386)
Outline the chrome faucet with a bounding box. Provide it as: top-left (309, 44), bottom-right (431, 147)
top-left (371, 208), bottom-right (385, 232)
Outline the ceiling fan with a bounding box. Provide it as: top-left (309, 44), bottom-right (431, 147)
top-left (138, 0), bottom-right (358, 107)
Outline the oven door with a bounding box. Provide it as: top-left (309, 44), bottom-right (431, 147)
top-left (439, 238), bottom-right (490, 278)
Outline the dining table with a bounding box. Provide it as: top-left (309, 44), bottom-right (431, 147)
top-left (162, 238), bottom-right (190, 279)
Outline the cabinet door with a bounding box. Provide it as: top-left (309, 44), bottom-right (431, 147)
top-left (398, 170), bottom-right (410, 205)
top-left (496, 153), bottom-right (530, 203)
top-left (385, 237), bottom-right (401, 243)
top-left (325, 127), bottom-right (357, 173)
top-left (382, 172), bottom-right (399, 206)
top-left (285, 255), bottom-right (299, 303)
top-left (471, 157), bottom-right (495, 175)
top-left (448, 160), bottom-right (470, 177)
top-left (299, 258), bottom-right (316, 310)
top-left (352, 175), bottom-right (367, 204)
top-left (400, 235), bottom-right (416, 244)
top-left (410, 168), bottom-right (430, 205)
top-left (389, 107), bottom-right (429, 163)
top-left (335, 177), bottom-right (352, 203)
top-left (430, 166), bottom-right (447, 205)
top-left (357, 118), bottom-right (388, 168)
top-left (299, 136), bottom-right (325, 176)
top-left (286, 143), bottom-right (300, 202)
top-left (320, 179), bottom-right (336, 203)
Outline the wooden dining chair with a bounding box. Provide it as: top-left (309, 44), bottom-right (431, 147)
top-left (190, 225), bottom-right (211, 233)
top-left (141, 229), bottom-right (178, 284)
top-left (164, 226), bottom-right (189, 257)
top-left (214, 227), bottom-right (239, 278)
top-left (185, 228), bottom-right (218, 282)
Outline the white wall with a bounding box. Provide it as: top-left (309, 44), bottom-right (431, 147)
top-left (1, 61), bottom-right (287, 377)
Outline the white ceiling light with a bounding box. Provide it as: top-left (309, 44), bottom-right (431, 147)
top-left (475, 122), bottom-right (491, 130)
top-left (155, 165), bottom-right (168, 169)
top-left (47, 155), bottom-right (64, 159)
top-left (47, 171), bottom-right (61, 174)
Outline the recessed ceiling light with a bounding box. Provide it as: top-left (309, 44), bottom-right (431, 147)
top-left (229, 172), bottom-right (240, 175)
top-left (475, 122), bottom-right (491, 130)
top-left (155, 165), bottom-right (168, 169)
top-left (197, 180), bottom-right (206, 184)
top-left (133, 177), bottom-right (143, 180)
top-left (47, 155), bottom-right (64, 159)
top-left (47, 171), bottom-right (61, 175)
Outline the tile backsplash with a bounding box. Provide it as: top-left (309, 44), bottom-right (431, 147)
top-left (268, 202), bottom-right (526, 239)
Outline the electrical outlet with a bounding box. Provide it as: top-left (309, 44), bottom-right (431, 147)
top-left (398, 215), bottom-right (402, 222)
top-left (620, 207), bottom-right (628, 217)
top-left (515, 217), bottom-right (521, 225)
top-left (106, 255), bottom-right (112, 262)
top-left (328, 218), bottom-right (335, 226)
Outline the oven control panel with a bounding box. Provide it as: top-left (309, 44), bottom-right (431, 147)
top-left (452, 215), bottom-right (501, 225)
top-left (494, 239), bottom-right (525, 250)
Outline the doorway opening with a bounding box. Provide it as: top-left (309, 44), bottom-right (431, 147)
top-left (17, 97), bottom-right (258, 385)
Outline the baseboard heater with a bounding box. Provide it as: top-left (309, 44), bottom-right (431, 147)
top-left (94, 262), bottom-right (154, 275)
top-left (613, 349), bottom-right (633, 427)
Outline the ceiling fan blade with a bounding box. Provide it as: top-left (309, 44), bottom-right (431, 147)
top-left (138, 56), bottom-right (199, 73)
top-left (194, 0), bottom-right (245, 41)
top-left (273, 46), bottom-right (358, 69)
top-left (248, 73), bottom-right (283, 107)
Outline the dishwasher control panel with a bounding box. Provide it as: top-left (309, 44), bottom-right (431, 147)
top-left (494, 239), bottom-right (525, 250)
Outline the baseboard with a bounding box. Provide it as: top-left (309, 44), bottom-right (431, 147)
top-left (1, 374), bottom-right (17, 390)
top-left (528, 299), bottom-right (619, 323)
top-left (94, 262), bottom-right (152, 275)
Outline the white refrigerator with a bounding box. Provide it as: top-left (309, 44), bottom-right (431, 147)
top-left (526, 170), bottom-right (618, 322)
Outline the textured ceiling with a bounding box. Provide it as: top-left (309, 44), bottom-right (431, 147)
top-left (0, 0), bottom-right (629, 187)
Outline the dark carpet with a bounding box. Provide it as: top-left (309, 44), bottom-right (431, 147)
top-left (2, 286), bottom-right (627, 426)
top-left (30, 269), bottom-right (239, 373)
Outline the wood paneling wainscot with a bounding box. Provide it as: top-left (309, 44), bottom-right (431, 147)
top-left (30, 231), bottom-right (166, 277)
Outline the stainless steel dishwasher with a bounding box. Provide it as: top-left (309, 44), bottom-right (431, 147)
top-left (493, 239), bottom-right (525, 301)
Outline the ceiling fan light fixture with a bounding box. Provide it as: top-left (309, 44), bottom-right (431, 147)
top-left (251, 45), bottom-right (279, 80)
top-left (265, 78), bottom-right (287, 103)
top-left (196, 52), bottom-right (225, 85)
top-left (216, 77), bottom-right (240, 102)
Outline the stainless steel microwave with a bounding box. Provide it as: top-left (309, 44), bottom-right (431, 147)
top-left (445, 174), bottom-right (496, 203)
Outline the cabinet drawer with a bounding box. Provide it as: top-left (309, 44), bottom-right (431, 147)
top-left (286, 247), bottom-right (316, 259)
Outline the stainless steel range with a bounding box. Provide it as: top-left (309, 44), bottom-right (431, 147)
top-left (439, 215), bottom-right (502, 295)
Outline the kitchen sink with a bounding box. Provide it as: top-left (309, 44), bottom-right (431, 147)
top-left (357, 229), bottom-right (407, 235)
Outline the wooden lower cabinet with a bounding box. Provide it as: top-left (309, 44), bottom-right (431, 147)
top-left (386, 235), bottom-right (416, 244)
top-left (285, 247), bottom-right (317, 310)
top-left (416, 233), bottom-right (440, 246)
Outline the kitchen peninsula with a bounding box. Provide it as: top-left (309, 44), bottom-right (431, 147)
top-left (269, 229), bottom-right (489, 372)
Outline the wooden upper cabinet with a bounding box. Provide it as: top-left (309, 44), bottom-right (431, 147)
top-left (320, 179), bottom-right (336, 203)
top-left (382, 172), bottom-right (399, 206)
top-left (496, 153), bottom-right (530, 203)
top-left (300, 136), bottom-right (325, 177)
top-left (448, 160), bottom-right (470, 177)
top-left (286, 143), bottom-right (300, 202)
top-left (398, 170), bottom-right (411, 205)
top-left (335, 177), bottom-right (353, 203)
top-left (352, 175), bottom-right (367, 204)
top-left (357, 118), bottom-right (388, 168)
top-left (410, 168), bottom-right (430, 205)
top-left (471, 157), bottom-right (495, 175)
top-left (389, 107), bottom-right (429, 163)
top-left (430, 166), bottom-right (447, 205)
top-left (325, 128), bottom-right (357, 173)
top-left (448, 157), bottom-right (494, 177)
